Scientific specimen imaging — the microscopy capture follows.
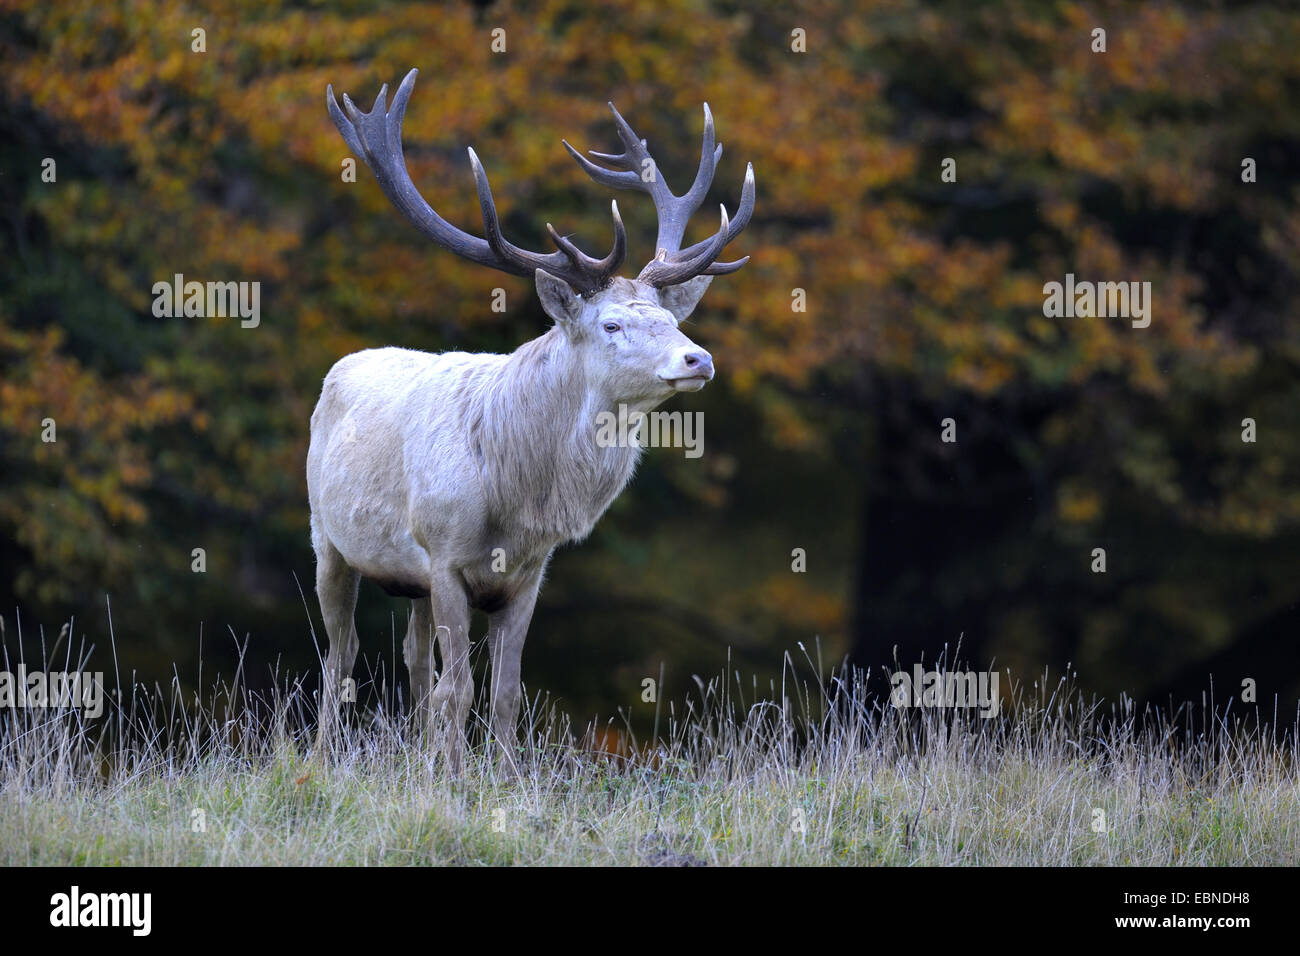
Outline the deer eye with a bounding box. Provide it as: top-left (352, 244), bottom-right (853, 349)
top-left (602, 321), bottom-right (621, 333)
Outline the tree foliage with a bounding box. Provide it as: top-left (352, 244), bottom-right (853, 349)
top-left (2, 0), bottom-right (1298, 713)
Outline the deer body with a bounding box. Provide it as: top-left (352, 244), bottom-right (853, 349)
top-left (314, 69), bottom-right (753, 768)
top-left (309, 292), bottom-right (689, 604)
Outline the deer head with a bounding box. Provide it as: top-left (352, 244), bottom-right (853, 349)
top-left (327, 69), bottom-right (754, 404)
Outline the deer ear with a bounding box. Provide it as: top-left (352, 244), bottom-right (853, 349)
top-left (658, 275), bottom-right (713, 322)
top-left (535, 269), bottom-right (584, 331)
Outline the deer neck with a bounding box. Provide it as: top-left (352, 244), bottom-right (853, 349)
top-left (482, 328), bottom-right (643, 542)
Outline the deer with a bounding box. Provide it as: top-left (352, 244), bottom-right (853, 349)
top-left (310, 68), bottom-right (754, 770)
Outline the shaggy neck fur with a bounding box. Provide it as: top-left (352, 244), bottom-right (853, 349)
top-left (476, 326), bottom-right (644, 545)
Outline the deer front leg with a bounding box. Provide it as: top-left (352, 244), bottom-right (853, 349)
top-left (486, 566), bottom-right (544, 773)
top-left (428, 570), bottom-right (473, 774)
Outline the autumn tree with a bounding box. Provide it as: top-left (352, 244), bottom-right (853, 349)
top-left (2, 0), bottom-right (1298, 715)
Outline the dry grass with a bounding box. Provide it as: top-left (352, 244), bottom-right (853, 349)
top-left (2, 629), bottom-right (1297, 866)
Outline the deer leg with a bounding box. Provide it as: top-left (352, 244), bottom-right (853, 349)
top-left (428, 570), bottom-right (473, 774)
top-left (485, 567), bottom-right (544, 773)
top-left (313, 537), bottom-right (360, 756)
top-left (402, 597), bottom-right (435, 739)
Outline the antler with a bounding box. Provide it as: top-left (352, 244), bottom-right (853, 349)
top-left (327, 69), bottom-right (626, 295)
top-left (563, 102), bottom-right (755, 288)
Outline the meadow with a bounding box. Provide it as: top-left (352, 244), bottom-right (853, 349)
top-left (2, 629), bottom-right (1295, 866)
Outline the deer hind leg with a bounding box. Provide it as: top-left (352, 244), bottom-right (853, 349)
top-left (313, 536), bottom-right (360, 757)
top-left (402, 597), bottom-right (435, 739)
top-left (427, 569), bottom-right (473, 774)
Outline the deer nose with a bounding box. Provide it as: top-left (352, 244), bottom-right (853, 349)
top-left (682, 349), bottom-right (714, 379)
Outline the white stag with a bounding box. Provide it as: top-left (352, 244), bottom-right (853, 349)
top-left (312, 69), bottom-right (754, 767)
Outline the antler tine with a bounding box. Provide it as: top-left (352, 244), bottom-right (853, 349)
top-left (565, 100), bottom-right (753, 288)
top-left (328, 69), bottom-right (625, 294)
top-left (679, 103), bottom-right (718, 217)
top-left (547, 201), bottom-right (626, 276)
top-left (561, 139), bottom-right (643, 190)
top-left (639, 204), bottom-right (732, 287)
top-left (680, 161), bottom-right (755, 268)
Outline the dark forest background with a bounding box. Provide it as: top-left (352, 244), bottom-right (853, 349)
top-left (2, 0), bottom-right (1299, 726)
